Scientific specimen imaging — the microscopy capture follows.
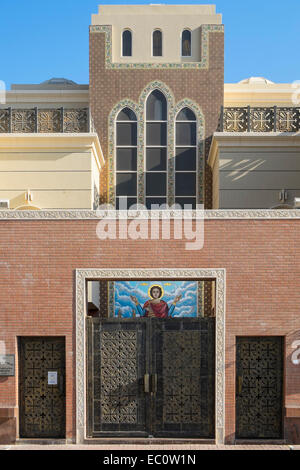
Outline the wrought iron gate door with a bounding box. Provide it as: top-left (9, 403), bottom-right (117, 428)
top-left (151, 318), bottom-right (215, 437)
top-left (87, 318), bottom-right (215, 438)
top-left (87, 319), bottom-right (148, 436)
top-left (19, 337), bottom-right (66, 438)
top-left (236, 337), bottom-right (283, 439)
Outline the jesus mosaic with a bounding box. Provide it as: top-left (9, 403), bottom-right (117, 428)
top-left (130, 284), bottom-right (182, 318)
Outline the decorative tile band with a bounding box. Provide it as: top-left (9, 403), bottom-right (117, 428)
top-left (75, 268), bottom-right (226, 444)
top-left (90, 24), bottom-right (224, 70)
top-left (1, 209), bottom-right (300, 220)
top-left (107, 81), bottom-right (205, 206)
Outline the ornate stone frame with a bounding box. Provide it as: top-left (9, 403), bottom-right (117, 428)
top-left (108, 81), bottom-right (205, 206)
top-left (90, 24), bottom-right (224, 70)
top-left (75, 268), bottom-right (226, 444)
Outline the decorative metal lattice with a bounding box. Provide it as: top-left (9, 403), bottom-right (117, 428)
top-left (236, 337), bottom-right (283, 439)
top-left (153, 319), bottom-right (215, 437)
top-left (0, 108), bottom-right (89, 133)
top-left (88, 319), bottom-right (147, 435)
top-left (0, 109), bottom-right (10, 132)
top-left (12, 109), bottom-right (35, 133)
top-left (100, 330), bottom-right (138, 424)
top-left (222, 106), bottom-right (300, 133)
top-left (222, 108), bottom-right (248, 132)
top-left (63, 109), bottom-right (89, 133)
top-left (276, 108), bottom-right (300, 132)
top-left (87, 318), bottom-right (215, 438)
top-left (38, 109), bottom-right (61, 133)
top-left (250, 108), bottom-right (275, 132)
top-left (19, 337), bottom-right (65, 438)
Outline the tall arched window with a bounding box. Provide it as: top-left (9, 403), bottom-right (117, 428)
top-left (116, 107), bottom-right (137, 209)
top-left (152, 30), bottom-right (162, 57)
top-left (145, 90), bottom-right (167, 209)
top-left (122, 30), bottom-right (132, 57)
top-left (175, 107), bottom-right (197, 208)
top-left (181, 29), bottom-right (191, 57)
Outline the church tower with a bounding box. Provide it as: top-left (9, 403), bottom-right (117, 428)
top-left (89, 4), bottom-right (224, 209)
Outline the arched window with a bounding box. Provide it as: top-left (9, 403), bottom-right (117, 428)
top-left (152, 30), bottom-right (162, 57)
top-left (181, 29), bottom-right (191, 57)
top-left (145, 90), bottom-right (167, 209)
top-left (116, 107), bottom-right (137, 209)
top-left (175, 107), bottom-right (197, 208)
top-left (122, 30), bottom-right (132, 57)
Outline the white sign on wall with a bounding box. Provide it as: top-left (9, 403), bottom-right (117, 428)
top-left (48, 371), bottom-right (58, 385)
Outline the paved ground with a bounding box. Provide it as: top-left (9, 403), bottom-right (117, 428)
top-left (0, 444), bottom-right (299, 450)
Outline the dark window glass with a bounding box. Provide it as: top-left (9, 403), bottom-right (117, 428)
top-left (116, 122), bottom-right (137, 146)
top-left (176, 107), bottom-right (196, 121)
top-left (146, 123), bottom-right (167, 146)
top-left (146, 90), bottom-right (167, 120)
top-left (175, 197), bottom-right (196, 209)
top-left (116, 197), bottom-right (137, 210)
top-left (116, 148), bottom-right (137, 171)
top-left (175, 172), bottom-right (196, 196)
top-left (117, 107), bottom-right (136, 121)
top-left (146, 198), bottom-right (167, 210)
top-left (182, 30), bottom-right (191, 56)
top-left (175, 147), bottom-right (196, 171)
top-left (116, 173), bottom-right (137, 196)
top-left (146, 172), bottom-right (166, 196)
top-left (146, 148), bottom-right (167, 171)
top-left (176, 122), bottom-right (196, 146)
top-left (122, 30), bottom-right (132, 56)
top-left (153, 30), bottom-right (162, 56)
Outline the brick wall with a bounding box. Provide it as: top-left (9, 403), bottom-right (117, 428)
top-left (0, 218), bottom-right (300, 443)
top-left (89, 30), bottom-right (224, 208)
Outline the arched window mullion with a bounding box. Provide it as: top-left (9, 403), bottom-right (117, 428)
top-left (145, 90), bottom-right (167, 209)
top-left (115, 107), bottom-right (137, 209)
top-left (175, 107), bottom-right (197, 209)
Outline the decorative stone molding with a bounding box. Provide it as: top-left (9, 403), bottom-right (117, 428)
top-left (90, 24), bottom-right (224, 70)
top-left (1, 209), bottom-right (300, 220)
top-left (75, 268), bottom-right (226, 444)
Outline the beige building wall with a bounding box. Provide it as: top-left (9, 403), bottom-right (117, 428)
top-left (224, 77), bottom-right (299, 107)
top-left (0, 134), bottom-right (104, 210)
top-left (92, 4), bottom-right (222, 63)
top-left (209, 133), bottom-right (300, 209)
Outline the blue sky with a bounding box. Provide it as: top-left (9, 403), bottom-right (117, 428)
top-left (0, 0), bottom-right (299, 88)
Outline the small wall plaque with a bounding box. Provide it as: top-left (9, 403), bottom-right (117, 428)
top-left (48, 371), bottom-right (58, 385)
top-left (0, 355), bottom-right (15, 376)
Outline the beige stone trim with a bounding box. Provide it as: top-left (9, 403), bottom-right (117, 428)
top-left (75, 268), bottom-right (226, 444)
top-left (1, 209), bottom-right (300, 219)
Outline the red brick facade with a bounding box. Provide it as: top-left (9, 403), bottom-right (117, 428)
top-left (1, 218), bottom-right (300, 443)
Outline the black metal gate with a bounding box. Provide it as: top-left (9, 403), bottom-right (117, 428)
top-left (236, 337), bottom-right (283, 439)
top-left (87, 318), bottom-right (215, 438)
top-left (19, 337), bottom-right (66, 438)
